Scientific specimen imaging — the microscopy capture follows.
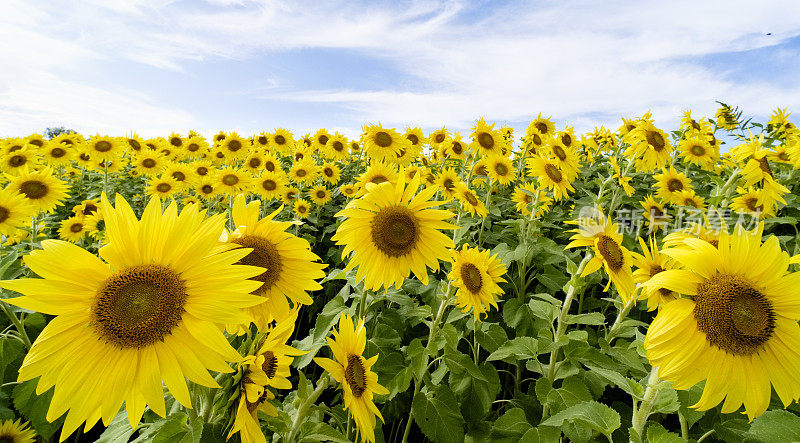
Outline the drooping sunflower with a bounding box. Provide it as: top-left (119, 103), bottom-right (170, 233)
top-left (566, 216), bottom-right (636, 301)
top-left (654, 167), bottom-right (692, 205)
top-left (0, 195), bottom-right (264, 439)
top-left (643, 224), bottom-right (800, 420)
top-left (223, 196), bottom-right (325, 328)
top-left (632, 237), bottom-right (678, 311)
top-left (511, 183), bottom-right (551, 217)
top-left (450, 245), bottom-right (507, 320)
top-left (730, 187), bottom-right (777, 218)
top-left (0, 419), bottom-right (36, 443)
top-left (676, 189), bottom-right (706, 210)
top-left (58, 215), bottom-right (88, 243)
top-left (7, 167), bottom-right (69, 213)
top-left (453, 182), bottom-right (487, 218)
top-left (314, 315), bottom-right (389, 443)
top-left (0, 187), bottom-right (34, 236)
top-left (332, 174), bottom-right (456, 291)
top-left (253, 171), bottom-right (287, 200)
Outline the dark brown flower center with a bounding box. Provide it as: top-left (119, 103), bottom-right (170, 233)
top-left (461, 263), bottom-right (483, 293)
top-left (170, 137), bottom-right (182, 147)
top-left (332, 141), bottom-right (344, 152)
top-left (171, 171), bottom-right (186, 182)
top-left (94, 140), bottom-right (113, 152)
top-left (249, 158), bottom-right (261, 168)
top-left (478, 132), bottom-right (494, 149)
top-left (233, 235), bottom-right (283, 294)
top-left (375, 132), bottom-right (392, 148)
top-left (8, 155), bottom-right (26, 167)
top-left (50, 147), bottom-right (66, 158)
top-left (434, 133), bottom-right (446, 144)
top-left (371, 205), bottom-right (419, 257)
top-left (222, 174), bottom-right (240, 186)
top-left (274, 135), bottom-right (286, 145)
top-left (19, 180), bottom-right (48, 199)
top-left (407, 134), bottom-right (419, 145)
top-left (92, 265), bottom-right (187, 348)
top-left (142, 158), bottom-right (156, 168)
top-left (257, 136), bottom-right (268, 145)
top-left (667, 178), bottom-right (684, 192)
top-left (262, 350), bottom-right (278, 379)
top-left (494, 162), bottom-right (509, 176)
top-left (552, 145), bottom-right (567, 161)
top-left (690, 144), bottom-right (705, 156)
top-left (545, 164), bottom-right (562, 183)
top-left (70, 222), bottom-right (83, 233)
top-left (156, 183), bottom-right (172, 193)
top-left (693, 274), bottom-right (775, 356)
top-left (597, 235), bottom-right (624, 272)
top-left (535, 122), bottom-right (549, 134)
top-left (261, 179), bottom-right (277, 191)
top-left (646, 131), bottom-right (665, 152)
top-left (227, 140), bottom-right (242, 152)
top-left (0, 206), bottom-right (9, 224)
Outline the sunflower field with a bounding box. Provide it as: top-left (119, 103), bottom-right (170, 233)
top-left (1, 103), bottom-right (800, 443)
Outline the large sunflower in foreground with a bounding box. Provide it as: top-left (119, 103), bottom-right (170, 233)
top-left (0, 195), bottom-right (265, 440)
top-left (223, 195), bottom-right (326, 328)
top-left (450, 245), bottom-right (507, 320)
top-left (643, 224), bottom-right (800, 420)
top-left (332, 174), bottom-right (456, 291)
top-left (314, 315), bottom-right (389, 443)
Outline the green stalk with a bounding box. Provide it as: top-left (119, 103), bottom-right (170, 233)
top-left (605, 296), bottom-right (636, 345)
top-left (0, 301), bottom-right (31, 349)
top-left (286, 374), bottom-right (330, 442)
top-left (631, 366), bottom-right (662, 438)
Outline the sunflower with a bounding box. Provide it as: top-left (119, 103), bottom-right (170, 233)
top-left (270, 128), bottom-right (295, 155)
top-left (0, 419), bottom-right (36, 443)
top-left (526, 156), bottom-right (575, 201)
top-left (528, 113), bottom-right (556, 137)
top-left (643, 224), bottom-right (800, 420)
top-left (252, 132), bottom-right (270, 151)
top-left (0, 187), bottom-right (34, 236)
top-left (730, 187), bottom-right (777, 218)
top-left (281, 187), bottom-right (299, 204)
top-left (58, 215), bottom-right (88, 243)
top-left (332, 174), bottom-right (456, 291)
top-left (350, 141), bottom-right (362, 155)
top-left (1, 145), bottom-right (41, 175)
top-left (428, 127), bottom-right (449, 150)
top-left (558, 125), bottom-right (577, 149)
top-left (7, 167), bottom-right (69, 213)
top-left (362, 123), bottom-right (409, 163)
top-left (356, 161), bottom-right (398, 193)
top-left (404, 127), bottom-right (428, 152)
top-left (715, 104), bottom-right (739, 131)
top-left (325, 133), bottom-right (350, 161)
top-left (215, 167), bottom-right (252, 195)
top-left (312, 129), bottom-right (331, 154)
top-left (626, 122), bottom-right (672, 172)
top-left (132, 151), bottom-right (166, 177)
top-left (42, 141), bottom-right (73, 167)
top-left (147, 176), bottom-right (180, 199)
top-left (167, 132), bottom-right (184, 151)
top-left (0, 195), bottom-right (264, 439)
top-left (86, 135), bottom-right (121, 163)
top-left (545, 139), bottom-right (580, 177)
top-left (454, 183), bottom-right (487, 218)
top-left (219, 132), bottom-right (250, 160)
top-left (486, 155), bottom-right (515, 185)
top-left (678, 136), bottom-right (716, 170)
top-left (676, 189), bottom-right (706, 210)
top-left (293, 199), bottom-right (311, 219)
top-left (450, 245), bottom-right (507, 320)
top-left (310, 185), bottom-right (332, 206)
top-left (288, 160), bottom-right (318, 186)
top-left (441, 134), bottom-right (468, 161)
top-left (640, 195), bottom-right (670, 233)
top-left (320, 162), bottom-right (341, 185)
top-left (163, 162), bottom-right (194, 190)
top-left (196, 177), bottom-right (219, 201)
top-left (253, 171), bottom-right (287, 200)
top-left (243, 150), bottom-right (266, 173)
top-left (632, 237), bottom-right (678, 311)
top-left (184, 135), bottom-right (209, 158)
top-left (470, 118), bottom-right (504, 157)
top-left (654, 167), bottom-right (692, 205)
top-left (511, 183), bottom-right (551, 217)
top-left (223, 196), bottom-right (325, 328)
top-left (228, 386), bottom-right (275, 443)
top-left (340, 184), bottom-right (359, 198)
top-left (566, 216), bottom-right (636, 301)
top-left (314, 315), bottom-right (389, 443)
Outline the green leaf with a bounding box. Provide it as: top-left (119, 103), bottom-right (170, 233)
top-left (566, 313), bottom-right (606, 325)
top-left (544, 376), bottom-right (592, 414)
top-left (650, 383), bottom-right (680, 415)
top-left (133, 412), bottom-right (203, 443)
top-left (299, 422), bottom-right (351, 443)
top-left (747, 410), bottom-right (800, 442)
top-left (406, 338), bottom-right (427, 381)
top-left (584, 364), bottom-right (644, 399)
top-left (528, 299), bottom-right (557, 323)
top-left (294, 294), bottom-right (347, 368)
top-left (645, 423), bottom-right (683, 443)
top-left (519, 426), bottom-right (561, 443)
top-left (96, 410), bottom-right (136, 443)
top-left (475, 323), bottom-right (508, 354)
top-left (491, 408), bottom-right (530, 441)
top-left (12, 379), bottom-right (64, 440)
top-left (541, 400), bottom-right (621, 438)
top-left (487, 337), bottom-right (538, 362)
top-left (412, 385), bottom-right (465, 443)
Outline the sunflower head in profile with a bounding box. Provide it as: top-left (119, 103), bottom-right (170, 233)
top-left (0, 418), bottom-right (36, 443)
top-left (0, 194), bottom-right (265, 440)
top-left (7, 166), bottom-right (69, 213)
top-left (450, 245), bottom-right (507, 320)
top-left (454, 182), bottom-right (487, 218)
top-left (632, 236), bottom-right (677, 311)
top-left (643, 223), bottom-right (800, 420)
top-left (332, 174), bottom-right (456, 291)
top-left (314, 314), bottom-right (389, 443)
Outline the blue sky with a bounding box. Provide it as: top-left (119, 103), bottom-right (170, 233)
top-left (1, 0), bottom-right (799, 140)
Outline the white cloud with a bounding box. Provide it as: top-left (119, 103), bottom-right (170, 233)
top-left (1, 0), bottom-right (799, 136)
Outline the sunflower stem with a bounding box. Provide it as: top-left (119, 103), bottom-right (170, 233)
top-left (472, 318), bottom-right (479, 365)
top-left (0, 301), bottom-right (31, 350)
top-left (605, 295), bottom-right (636, 345)
top-left (631, 366), bottom-right (661, 439)
top-left (287, 374), bottom-right (329, 443)
top-left (697, 430), bottom-right (716, 443)
top-left (542, 253), bottom-right (592, 417)
top-left (477, 178), bottom-right (493, 247)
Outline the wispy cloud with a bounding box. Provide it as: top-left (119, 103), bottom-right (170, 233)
top-left (1, 0), bottom-right (798, 137)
